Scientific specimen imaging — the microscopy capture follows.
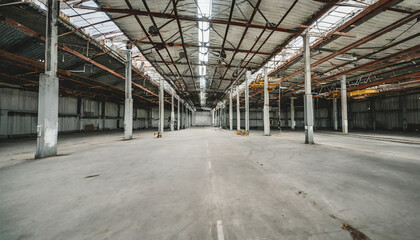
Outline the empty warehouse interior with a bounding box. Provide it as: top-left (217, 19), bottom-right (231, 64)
top-left (0, 0), bottom-right (419, 239)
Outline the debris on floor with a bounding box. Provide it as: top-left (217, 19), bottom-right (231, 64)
top-left (236, 130), bottom-right (249, 136)
top-left (84, 174), bottom-right (100, 178)
top-left (342, 224), bottom-right (370, 240)
top-left (154, 132), bottom-right (162, 138)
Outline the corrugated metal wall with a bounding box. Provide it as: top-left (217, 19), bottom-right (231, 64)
top-left (0, 88), bottom-right (156, 138)
top-left (2, 88), bottom-right (419, 137)
top-left (226, 93), bottom-right (420, 131)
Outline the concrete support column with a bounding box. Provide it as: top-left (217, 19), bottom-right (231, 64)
top-left (124, 48), bottom-right (133, 140)
top-left (218, 107), bottom-right (221, 128)
top-left (159, 79), bottom-right (164, 134)
top-left (211, 109), bottom-right (214, 126)
top-left (186, 108), bottom-right (188, 128)
top-left (170, 93), bottom-right (174, 131)
top-left (36, 0), bottom-right (59, 158)
top-left (223, 104), bottom-right (226, 128)
top-left (214, 108), bottom-right (217, 126)
top-left (229, 89), bottom-right (233, 130)
top-left (179, 100), bottom-right (185, 129)
top-left (177, 97), bottom-right (180, 130)
top-left (290, 97), bottom-right (295, 130)
top-left (187, 108), bottom-right (190, 128)
top-left (263, 68), bottom-right (270, 136)
top-left (185, 107), bottom-right (188, 128)
top-left (303, 32), bottom-right (314, 144)
top-left (333, 98), bottom-right (338, 131)
top-left (245, 71), bottom-right (250, 132)
top-left (219, 107), bottom-right (222, 128)
top-left (341, 75), bottom-right (348, 134)
top-left (181, 101), bottom-right (184, 129)
top-left (190, 109), bottom-right (192, 127)
top-left (236, 86), bottom-right (240, 130)
top-left (278, 84), bottom-right (281, 131)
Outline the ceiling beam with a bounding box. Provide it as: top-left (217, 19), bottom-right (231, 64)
top-left (214, 0), bottom-right (263, 91)
top-left (171, 0), bottom-right (196, 90)
top-left (123, 0), bottom-right (184, 92)
top-left (140, 0), bottom-right (192, 90)
top-left (136, 41), bottom-right (272, 55)
top-left (268, 0), bottom-right (402, 77)
top-left (74, 4), bottom-right (298, 33)
top-left (209, 0), bottom-right (236, 89)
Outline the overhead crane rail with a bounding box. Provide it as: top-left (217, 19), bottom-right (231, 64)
top-left (249, 73), bottom-right (278, 91)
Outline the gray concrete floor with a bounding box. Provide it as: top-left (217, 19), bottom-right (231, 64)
top-left (0, 127), bottom-right (419, 240)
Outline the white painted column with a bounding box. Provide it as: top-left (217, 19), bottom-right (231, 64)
top-left (124, 48), bottom-right (133, 140)
top-left (223, 101), bottom-right (227, 128)
top-left (214, 108), bottom-right (217, 126)
top-left (290, 97), bottom-right (295, 130)
top-left (278, 84), bottom-right (281, 132)
top-left (229, 88), bottom-right (233, 130)
top-left (177, 97), bottom-right (180, 130)
top-left (341, 75), bottom-right (348, 134)
top-left (303, 32), bottom-right (314, 144)
top-left (236, 86), bottom-right (240, 130)
top-left (245, 70), bottom-right (250, 132)
top-left (219, 107), bottom-right (222, 128)
top-left (186, 108), bottom-right (188, 128)
top-left (215, 108), bottom-right (217, 126)
top-left (263, 67), bottom-right (270, 136)
top-left (181, 101), bottom-right (184, 129)
top-left (333, 98), bottom-right (338, 131)
top-left (184, 103), bottom-right (187, 128)
top-left (36, 0), bottom-right (59, 158)
top-left (159, 79), bottom-right (164, 134)
top-left (218, 108), bottom-right (220, 127)
top-left (187, 108), bottom-right (190, 128)
top-left (211, 109), bottom-right (214, 126)
top-left (170, 92), bottom-right (174, 131)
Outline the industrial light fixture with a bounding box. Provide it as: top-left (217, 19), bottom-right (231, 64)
top-left (334, 55), bottom-right (357, 61)
top-left (154, 43), bottom-right (165, 51)
top-left (148, 26), bottom-right (159, 36)
top-left (266, 22), bottom-right (276, 28)
top-left (220, 50), bottom-right (226, 59)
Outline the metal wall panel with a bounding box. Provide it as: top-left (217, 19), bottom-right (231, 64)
top-left (105, 102), bottom-right (118, 117)
top-left (193, 111), bottom-right (211, 126)
top-left (0, 88), bottom-right (155, 137)
top-left (0, 88), bottom-right (37, 112)
top-left (83, 99), bottom-right (100, 117)
top-left (59, 97), bottom-right (77, 114)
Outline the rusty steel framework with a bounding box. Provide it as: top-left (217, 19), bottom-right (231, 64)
top-left (0, 2), bottom-right (181, 110)
top-left (234, 0), bottom-right (419, 106)
top-left (0, 0), bottom-right (418, 110)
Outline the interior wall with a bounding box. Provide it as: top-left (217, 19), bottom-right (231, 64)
top-left (0, 88), bottom-right (166, 138)
top-left (193, 110), bottom-right (212, 126)
top-left (225, 92), bottom-right (420, 132)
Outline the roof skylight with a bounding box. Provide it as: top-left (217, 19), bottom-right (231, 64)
top-left (197, 0), bottom-right (212, 106)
